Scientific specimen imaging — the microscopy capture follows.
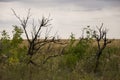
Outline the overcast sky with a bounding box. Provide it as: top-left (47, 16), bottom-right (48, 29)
top-left (0, 0), bottom-right (120, 39)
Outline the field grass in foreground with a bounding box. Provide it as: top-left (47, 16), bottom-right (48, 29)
top-left (0, 39), bottom-right (120, 80)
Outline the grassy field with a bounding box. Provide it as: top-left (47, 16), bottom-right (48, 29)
top-left (0, 39), bottom-right (120, 80)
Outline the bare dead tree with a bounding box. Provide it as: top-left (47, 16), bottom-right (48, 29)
top-left (12, 9), bottom-right (66, 67)
top-left (93, 23), bottom-right (112, 73)
top-left (11, 9), bottom-right (67, 80)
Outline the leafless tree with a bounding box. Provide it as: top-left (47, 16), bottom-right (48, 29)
top-left (93, 23), bottom-right (112, 72)
top-left (12, 9), bottom-right (67, 80)
top-left (12, 9), bottom-right (65, 66)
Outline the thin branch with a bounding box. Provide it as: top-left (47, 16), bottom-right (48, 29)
top-left (12, 8), bottom-right (31, 43)
top-left (42, 54), bottom-right (60, 64)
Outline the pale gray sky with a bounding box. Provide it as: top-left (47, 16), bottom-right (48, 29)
top-left (0, 0), bottom-right (120, 39)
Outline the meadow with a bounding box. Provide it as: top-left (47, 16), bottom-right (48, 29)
top-left (0, 38), bottom-right (120, 80)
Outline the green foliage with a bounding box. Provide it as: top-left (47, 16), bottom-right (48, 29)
top-left (69, 32), bottom-right (75, 45)
top-left (73, 39), bottom-right (89, 58)
top-left (0, 25), bottom-right (27, 65)
top-left (60, 33), bottom-right (90, 70)
top-left (9, 25), bottom-right (27, 64)
top-left (0, 30), bottom-right (11, 60)
top-left (83, 26), bottom-right (93, 39)
top-left (11, 25), bottom-right (23, 47)
top-left (1, 30), bottom-right (10, 40)
top-left (0, 25), bottom-right (120, 80)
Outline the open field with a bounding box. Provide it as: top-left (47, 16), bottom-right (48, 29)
top-left (0, 39), bottom-right (120, 80)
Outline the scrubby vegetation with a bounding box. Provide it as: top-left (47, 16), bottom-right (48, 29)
top-left (0, 10), bottom-right (120, 80)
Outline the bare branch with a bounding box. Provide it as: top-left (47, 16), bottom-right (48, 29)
top-left (42, 54), bottom-right (60, 64)
top-left (12, 9), bottom-right (65, 67)
top-left (11, 8), bottom-right (22, 23)
top-left (93, 23), bottom-right (112, 73)
top-left (12, 8), bottom-right (31, 43)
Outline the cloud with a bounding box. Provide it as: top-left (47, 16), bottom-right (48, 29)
top-left (1, 0), bottom-right (120, 10)
top-left (0, 0), bottom-right (120, 39)
top-left (0, 0), bottom-right (16, 2)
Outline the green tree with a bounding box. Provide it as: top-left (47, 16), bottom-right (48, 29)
top-left (60, 33), bottom-right (90, 70)
top-left (10, 25), bottom-right (27, 65)
top-left (0, 30), bottom-right (10, 64)
top-left (0, 26), bottom-right (27, 65)
top-left (11, 25), bottom-right (23, 47)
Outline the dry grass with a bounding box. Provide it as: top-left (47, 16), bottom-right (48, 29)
top-left (1, 39), bottom-right (120, 80)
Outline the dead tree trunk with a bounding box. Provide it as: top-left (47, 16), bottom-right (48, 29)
top-left (93, 23), bottom-right (112, 73)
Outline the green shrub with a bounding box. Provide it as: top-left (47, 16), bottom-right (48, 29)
top-left (59, 33), bottom-right (90, 70)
